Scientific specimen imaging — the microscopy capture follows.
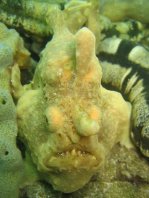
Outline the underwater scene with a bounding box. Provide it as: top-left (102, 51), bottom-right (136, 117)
top-left (0, 0), bottom-right (149, 197)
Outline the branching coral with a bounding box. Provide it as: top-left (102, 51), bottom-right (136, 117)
top-left (12, 9), bottom-right (131, 193)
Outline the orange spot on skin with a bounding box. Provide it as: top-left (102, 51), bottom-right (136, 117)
top-left (83, 63), bottom-right (97, 82)
top-left (84, 69), bottom-right (94, 82)
top-left (47, 107), bottom-right (64, 127)
top-left (89, 106), bottom-right (100, 121)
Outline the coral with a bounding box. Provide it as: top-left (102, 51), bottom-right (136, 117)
top-left (0, 22), bottom-right (31, 198)
top-left (0, 21), bottom-right (31, 93)
top-left (0, 89), bottom-right (24, 198)
top-left (20, 181), bottom-right (62, 198)
top-left (1, 0), bottom-right (149, 49)
top-left (100, 0), bottom-right (149, 23)
top-left (0, 0), bottom-right (80, 36)
top-left (0, 0), bottom-right (101, 51)
top-left (0, 22), bottom-right (30, 69)
top-left (1, 0), bottom-right (149, 53)
top-left (12, 9), bottom-right (131, 193)
top-left (69, 144), bottom-right (149, 198)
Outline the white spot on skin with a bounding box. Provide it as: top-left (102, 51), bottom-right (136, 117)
top-left (57, 68), bottom-right (63, 76)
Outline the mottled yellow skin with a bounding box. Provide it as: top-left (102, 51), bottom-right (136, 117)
top-left (13, 11), bottom-right (131, 192)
